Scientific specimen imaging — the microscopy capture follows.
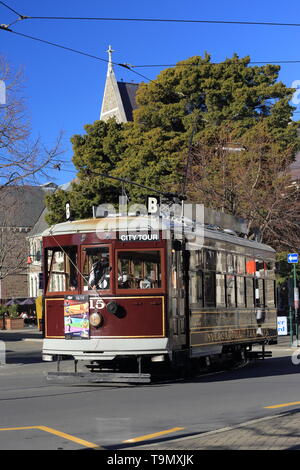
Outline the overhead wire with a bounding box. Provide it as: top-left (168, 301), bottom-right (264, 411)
top-left (0, 0), bottom-right (23, 17)
top-left (1, 3), bottom-right (299, 115)
top-left (0, 26), bottom-right (156, 83)
top-left (5, 10), bottom-right (300, 28)
top-left (1, 3), bottom-right (300, 68)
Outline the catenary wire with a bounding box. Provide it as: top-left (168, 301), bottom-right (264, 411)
top-left (1, 17), bottom-right (300, 69)
top-left (2, 25), bottom-right (300, 69)
top-left (7, 13), bottom-right (300, 28)
top-left (0, 0), bottom-right (23, 17)
top-left (3, 0), bottom-right (300, 27)
top-left (0, 27), bottom-right (156, 84)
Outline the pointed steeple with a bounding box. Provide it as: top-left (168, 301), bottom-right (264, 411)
top-left (100, 45), bottom-right (127, 122)
top-left (100, 45), bottom-right (139, 123)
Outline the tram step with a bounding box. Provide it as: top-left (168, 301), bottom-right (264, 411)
top-left (47, 371), bottom-right (151, 384)
top-left (245, 351), bottom-right (272, 359)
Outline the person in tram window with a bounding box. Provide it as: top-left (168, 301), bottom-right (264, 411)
top-left (139, 277), bottom-right (151, 289)
top-left (89, 254), bottom-right (110, 290)
top-left (69, 277), bottom-right (78, 291)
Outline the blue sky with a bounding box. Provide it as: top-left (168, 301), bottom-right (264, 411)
top-left (1, 0), bottom-right (300, 185)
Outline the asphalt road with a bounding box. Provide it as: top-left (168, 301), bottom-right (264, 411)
top-left (0, 331), bottom-right (300, 450)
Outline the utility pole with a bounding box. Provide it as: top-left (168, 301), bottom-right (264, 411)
top-left (294, 263), bottom-right (299, 345)
top-left (287, 253), bottom-right (299, 346)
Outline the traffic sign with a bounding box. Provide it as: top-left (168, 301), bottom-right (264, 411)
top-left (288, 253), bottom-right (299, 263)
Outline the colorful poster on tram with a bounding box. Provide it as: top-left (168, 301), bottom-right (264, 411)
top-left (64, 295), bottom-right (89, 339)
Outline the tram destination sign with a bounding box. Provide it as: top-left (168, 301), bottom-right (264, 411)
top-left (119, 232), bottom-right (159, 242)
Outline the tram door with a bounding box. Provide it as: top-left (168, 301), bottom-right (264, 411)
top-left (171, 248), bottom-right (189, 349)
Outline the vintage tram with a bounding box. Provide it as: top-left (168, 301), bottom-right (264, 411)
top-left (42, 212), bottom-right (277, 383)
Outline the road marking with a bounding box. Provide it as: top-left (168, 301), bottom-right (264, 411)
top-left (123, 427), bottom-right (185, 443)
top-left (264, 401), bottom-right (300, 409)
top-left (0, 426), bottom-right (100, 449)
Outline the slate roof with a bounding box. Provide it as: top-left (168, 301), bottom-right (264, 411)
top-left (117, 81), bottom-right (139, 121)
top-left (0, 186), bottom-right (50, 228)
top-left (28, 180), bottom-right (74, 237)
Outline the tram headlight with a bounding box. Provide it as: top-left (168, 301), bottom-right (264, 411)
top-left (89, 312), bottom-right (103, 328)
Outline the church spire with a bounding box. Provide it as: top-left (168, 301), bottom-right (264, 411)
top-left (100, 45), bottom-right (138, 123)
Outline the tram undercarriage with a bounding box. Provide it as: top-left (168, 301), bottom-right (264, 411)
top-left (45, 341), bottom-right (272, 385)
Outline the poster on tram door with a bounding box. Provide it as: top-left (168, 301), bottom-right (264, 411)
top-left (64, 295), bottom-right (90, 339)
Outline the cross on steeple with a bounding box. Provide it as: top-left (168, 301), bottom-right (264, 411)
top-left (107, 45), bottom-right (115, 75)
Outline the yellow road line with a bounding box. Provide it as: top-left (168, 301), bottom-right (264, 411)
top-left (0, 426), bottom-right (100, 449)
top-left (264, 401), bottom-right (300, 409)
top-left (37, 426), bottom-right (99, 448)
top-left (123, 427), bottom-right (185, 443)
top-left (0, 427), bottom-right (39, 431)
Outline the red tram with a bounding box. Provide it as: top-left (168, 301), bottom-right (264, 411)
top-left (42, 214), bottom-right (277, 383)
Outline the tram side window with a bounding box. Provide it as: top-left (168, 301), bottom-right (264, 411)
top-left (226, 274), bottom-right (236, 307)
top-left (265, 279), bottom-right (276, 307)
top-left (82, 247), bottom-right (110, 291)
top-left (227, 254), bottom-right (237, 274)
top-left (258, 279), bottom-right (265, 307)
top-left (189, 271), bottom-right (203, 306)
top-left (216, 274), bottom-right (226, 307)
top-left (47, 247), bottom-right (78, 292)
top-left (245, 278), bottom-right (254, 307)
top-left (236, 276), bottom-right (246, 307)
top-left (216, 252), bottom-right (227, 273)
top-left (237, 256), bottom-right (246, 275)
top-left (205, 250), bottom-right (216, 270)
top-left (204, 272), bottom-right (216, 307)
top-left (117, 250), bottom-right (161, 289)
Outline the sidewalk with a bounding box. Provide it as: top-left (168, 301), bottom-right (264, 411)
top-left (127, 410), bottom-right (300, 450)
top-left (0, 326), bottom-right (43, 342)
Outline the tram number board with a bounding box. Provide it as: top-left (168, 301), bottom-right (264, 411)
top-left (119, 233), bottom-right (159, 242)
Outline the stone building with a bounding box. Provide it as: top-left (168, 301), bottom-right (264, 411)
top-left (0, 185), bottom-right (55, 302)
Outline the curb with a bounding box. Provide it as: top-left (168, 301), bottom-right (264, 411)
top-left (128, 411), bottom-right (296, 449)
top-left (22, 338), bottom-right (43, 343)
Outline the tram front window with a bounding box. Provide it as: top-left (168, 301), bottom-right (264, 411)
top-left (47, 247), bottom-right (78, 293)
top-left (117, 250), bottom-right (161, 289)
top-left (83, 246), bottom-right (111, 291)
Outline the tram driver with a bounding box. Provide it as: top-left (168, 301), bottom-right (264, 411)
top-left (89, 254), bottom-right (110, 290)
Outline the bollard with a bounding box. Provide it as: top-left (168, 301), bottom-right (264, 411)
top-left (0, 340), bottom-right (6, 365)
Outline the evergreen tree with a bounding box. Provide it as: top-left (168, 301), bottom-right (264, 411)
top-left (46, 54), bottom-right (300, 244)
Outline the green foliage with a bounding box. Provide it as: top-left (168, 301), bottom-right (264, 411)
top-left (45, 54), bottom-right (300, 232)
top-left (8, 305), bottom-right (18, 318)
top-left (276, 252), bottom-right (300, 285)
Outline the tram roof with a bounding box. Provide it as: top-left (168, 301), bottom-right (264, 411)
top-left (42, 216), bottom-right (275, 254)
